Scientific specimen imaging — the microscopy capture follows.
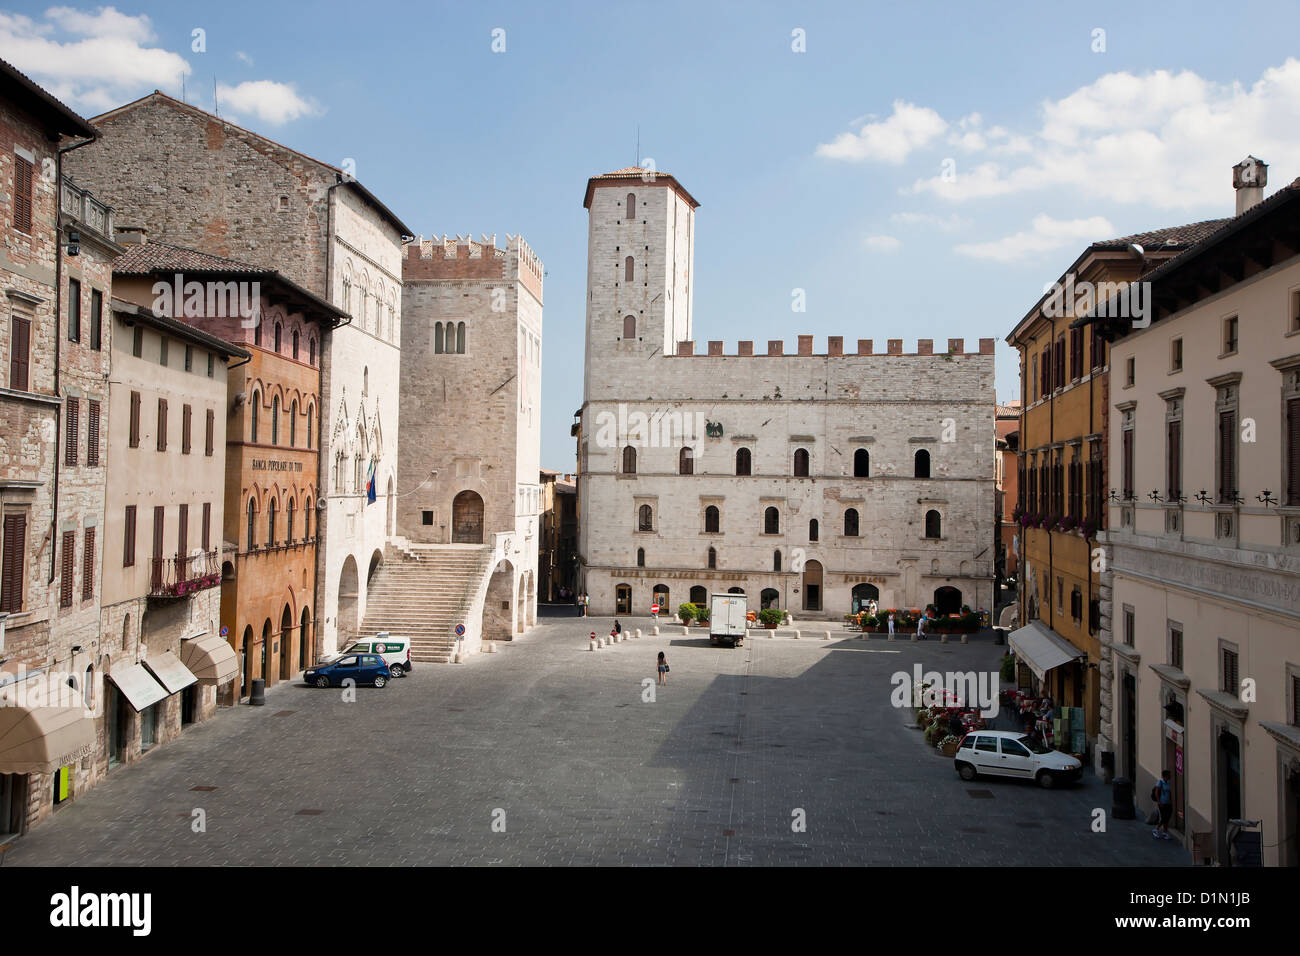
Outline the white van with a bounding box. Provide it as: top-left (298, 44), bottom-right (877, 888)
top-left (342, 633), bottom-right (412, 677)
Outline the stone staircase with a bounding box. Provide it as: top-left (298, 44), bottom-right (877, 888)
top-left (357, 543), bottom-right (495, 662)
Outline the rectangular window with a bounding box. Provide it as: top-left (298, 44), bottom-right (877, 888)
top-left (60, 530), bottom-right (75, 608)
top-left (182, 403), bottom-right (192, 455)
top-left (1068, 456), bottom-right (1083, 518)
top-left (184, 345), bottom-right (192, 372)
top-left (1286, 394), bottom-right (1300, 507)
top-left (1, 512), bottom-right (27, 612)
top-left (1125, 356), bottom-right (1135, 387)
top-left (1170, 337), bottom-right (1182, 372)
top-left (152, 506), bottom-right (164, 561)
top-left (1123, 605), bottom-right (1135, 647)
top-left (1292, 291), bottom-right (1300, 334)
top-left (1166, 416), bottom-right (1182, 501)
top-left (1054, 338), bottom-right (1066, 389)
top-left (64, 397), bottom-right (79, 466)
top-left (1070, 586), bottom-right (1082, 622)
top-left (159, 336), bottom-right (168, 367)
top-left (201, 502), bottom-right (211, 551)
top-left (157, 398), bottom-right (168, 452)
top-left (1223, 316), bottom-right (1239, 355)
top-left (9, 315), bottom-right (30, 390)
top-left (207, 353), bottom-right (214, 378)
top-left (123, 505), bottom-right (136, 567)
top-left (1056, 577), bottom-right (1064, 615)
top-left (1122, 423), bottom-right (1135, 500)
top-left (89, 289), bottom-right (102, 351)
top-left (1069, 326), bottom-right (1083, 380)
top-left (1221, 646), bottom-right (1240, 695)
top-left (12, 154), bottom-right (33, 234)
top-left (82, 527), bottom-right (94, 600)
top-left (1087, 443), bottom-right (1104, 528)
top-left (67, 278), bottom-right (81, 343)
top-left (1291, 673), bottom-right (1300, 727)
top-left (205, 408), bottom-right (214, 457)
top-left (1088, 598), bottom-right (1100, 635)
top-left (1090, 322), bottom-right (1106, 370)
top-left (1218, 408), bottom-right (1237, 504)
top-left (177, 503), bottom-right (188, 559)
top-left (132, 326), bottom-right (143, 358)
top-left (1031, 354), bottom-right (1039, 401)
top-left (129, 391), bottom-right (141, 448)
top-left (87, 400), bottom-right (100, 467)
top-left (1169, 625), bottom-right (1183, 671)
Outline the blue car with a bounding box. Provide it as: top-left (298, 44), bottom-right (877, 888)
top-left (304, 653), bottom-right (390, 688)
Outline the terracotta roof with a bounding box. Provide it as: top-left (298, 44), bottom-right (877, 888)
top-left (1095, 219), bottom-right (1232, 250)
top-left (114, 241), bottom-right (263, 275)
top-left (996, 404), bottom-right (1022, 417)
top-left (110, 297), bottom-right (249, 360)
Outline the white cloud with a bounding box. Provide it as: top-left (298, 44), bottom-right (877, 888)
top-left (45, 5), bottom-right (153, 42)
top-left (863, 234), bottom-right (902, 253)
top-left (816, 100), bottom-right (947, 164)
top-left (235, 50), bottom-right (254, 67)
top-left (215, 80), bottom-right (320, 125)
top-left (954, 214), bottom-right (1115, 264)
top-left (890, 211), bottom-right (971, 232)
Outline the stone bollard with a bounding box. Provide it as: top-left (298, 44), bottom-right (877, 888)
top-left (791, 630), bottom-right (801, 640)
top-left (589, 638), bottom-right (597, 651)
top-left (910, 634), bottom-right (917, 642)
top-left (940, 634), bottom-right (948, 644)
top-left (682, 626), bottom-right (689, 636)
top-left (887, 633), bottom-right (894, 641)
top-left (822, 631), bottom-right (831, 641)
top-left (634, 628), bottom-right (642, 639)
top-left (961, 634), bottom-right (968, 644)
top-left (651, 626), bottom-right (659, 636)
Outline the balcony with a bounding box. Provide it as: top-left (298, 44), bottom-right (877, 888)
top-left (60, 177), bottom-right (113, 237)
top-left (150, 550), bottom-right (221, 599)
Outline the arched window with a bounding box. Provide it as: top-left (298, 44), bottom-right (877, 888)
top-left (304, 497), bottom-right (312, 540)
top-left (267, 497), bottom-right (277, 546)
top-left (704, 505), bottom-right (720, 533)
top-left (915, 449), bottom-right (931, 479)
top-left (292, 329), bottom-right (299, 361)
top-left (83, 664), bottom-right (95, 708)
top-left (844, 508), bottom-right (859, 537)
top-left (290, 400), bottom-right (298, 447)
top-left (287, 498), bottom-right (296, 542)
top-left (306, 404), bottom-right (313, 449)
top-left (854, 448), bottom-right (870, 477)
top-left (707, 547), bottom-right (717, 569)
top-left (764, 507), bottom-right (780, 535)
top-left (636, 547), bottom-right (645, 567)
top-left (793, 448), bottom-right (810, 477)
top-left (809, 518), bottom-right (819, 541)
top-left (270, 396), bottom-right (279, 445)
top-left (622, 445), bottom-right (637, 474)
top-left (246, 498), bottom-right (257, 550)
top-left (623, 315), bottom-right (636, 339)
top-left (273, 322), bottom-right (282, 353)
top-left (679, 447), bottom-right (693, 475)
top-left (626, 192), bottom-right (636, 219)
top-left (925, 509), bottom-right (942, 538)
top-left (773, 550), bottom-right (782, 572)
top-left (250, 391), bottom-right (259, 442)
top-left (625, 255), bottom-right (634, 282)
top-left (308, 337), bottom-right (316, 366)
top-left (434, 322), bottom-right (444, 354)
top-left (736, 447), bottom-right (751, 476)
top-left (457, 321), bottom-right (466, 354)
top-left (638, 504), bottom-right (653, 531)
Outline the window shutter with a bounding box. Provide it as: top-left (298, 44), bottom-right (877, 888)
top-left (182, 403), bottom-right (192, 455)
top-left (13, 155), bottom-right (33, 233)
top-left (1218, 411), bottom-right (1235, 502)
top-left (157, 398), bottom-right (168, 451)
top-left (82, 527), bottom-right (94, 600)
top-left (60, 530), bottom-right (75, 608)
top-left (123, 505), bottom-right (136, 567)
top-left (87, 400), bottom-right (100, 466)
top-left (177, 503), bottom-right (188, 560)
top-left (1, 513), bottom-right (26, 612)
top-left (1122, 430), bottom-right (1133, 497)
top-left (153, 506), bottom-right (164, 559)
top-left (202, 502), bottom-right (211, 551)
top-left (1287, 398), bottom-right (1300, 506)
top-left (129, 391), bottom-right (140, 447)
top-left (205, 409), bottom-right (214, 457)
top-left (65, 397), bottom-right (79, 465)
top-left (9, 316), bottom-right (30, 390)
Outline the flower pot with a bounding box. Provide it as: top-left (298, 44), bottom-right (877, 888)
top-left (940, 739), bottom-right (961, 757)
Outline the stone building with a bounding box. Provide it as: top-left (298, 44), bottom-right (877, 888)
top-left (576, 168), bottom-right (995, 618)
top-left (539, 468), bottom-right (577, 602)
top-left (0, 60), bottom-right (102, 838)
top-left (110, 238), bottom-right (345, 698)
top-left (63, 91), bottom-right (413, 658)
top-left (1004, 213), bottom-right (1226, 760)
top-left (1077, 161), bottom-right (1300, 866)
top-left (380, 234), bottom-right (543, 659)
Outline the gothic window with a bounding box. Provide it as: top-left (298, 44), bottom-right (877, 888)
top-left (622, 445), bottom-right (637, 474)
top-left (363, 367), bottom-right (369, 396)
top-left (736, 447), bottom-right (751, 476)
top-left (290, 400), bottom-right (298, 447)
top-left (915, 449), bottom-right (931, 478)
top-left (250, 391), bottom-right (260, 442)
top-left (274, 322), bottom-right (282, 353)
top-left (270, 396), bottom-right (279, 446)
top-left (623, 315), bottom-right (636, 339)
top-left (679, 447), bottom-right (693, 475)
top-left (626, 193), bottom-right (636, 219)
top-left (854, 448), bottom-right (870, 477)
top-left (309, 337), bottom-right (316, 366)
top-left (292, 329), bottom-right (299, 360)
top-left (267, 497), bottom-right (277, 547)
top-left (638, 504), bottom-right (653, 531)
top-left (434, 322), bottom-right (444, 354)
top-left (306, 404), bottom-right (313, 449)
top-left (793, 448), bottom-right (809, 477)
top-left (704, 505), bottom-right (720, 533)
top-left (287, 498), bottom-right (296, 542)
top-left (246, 498), bottom-right (257, 551)
top-left (809, 518), bottom-right (819, 541)
top-left (636, 547), bottom-right (645, 567)
top-left (764, 507), bottom-right (780, 534)
top-left (457, 321), bottom-right (466, 354)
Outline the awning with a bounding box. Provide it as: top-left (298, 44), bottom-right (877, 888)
top-left (106, 663), bottom-right (168, 712)
top-left (1008, 621), bottom-right (1087, 681)
top-left (0, 706), bottom-right (96, 775)
top-left (142, 651), bottom-right (198, 695)
top-left (178, 635), bottom-right (239, 686)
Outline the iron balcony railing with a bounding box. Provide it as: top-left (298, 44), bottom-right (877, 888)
top-left (150, 549), bottom-right (221, 598)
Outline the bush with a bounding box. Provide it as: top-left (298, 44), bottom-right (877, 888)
top-left (678, 603), bottom-right (696, 624)
top-left (1000, 654), bottom-right (1016, 682)
top-left (694, 604), bottom-right (710, 624)
top-left (757, 608), bottom-right (784, 627)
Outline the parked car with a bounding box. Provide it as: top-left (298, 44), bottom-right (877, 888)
top-left (303, 653), bottom-right (390, 688)
top-left (342, 634), bottom-right (412, 678)
top-left (953, 730), bottom-right (1081, 788)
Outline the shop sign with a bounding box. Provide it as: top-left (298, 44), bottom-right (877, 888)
top-left (251, 458), bottom-right (303, 472)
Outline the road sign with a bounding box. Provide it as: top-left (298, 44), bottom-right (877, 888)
top-left (454, 623), bottom-right (466, 637)
top-left (220, 626), bottom-right (228, 637)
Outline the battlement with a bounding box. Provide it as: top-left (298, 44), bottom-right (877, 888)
top-left (403, 233), bottom-right (544, 300)
top-left (673, 336), bottom-right (995, 357)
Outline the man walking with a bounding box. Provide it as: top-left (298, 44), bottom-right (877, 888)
top-left (1153, 770), bottom-right (1174, 840)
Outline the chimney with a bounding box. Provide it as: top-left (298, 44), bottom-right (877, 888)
top-left (1233, 156), bottom-right (1267, 216)
top-left (115, 225), bottom-right (148, 245)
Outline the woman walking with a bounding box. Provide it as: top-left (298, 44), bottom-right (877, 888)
top-left (657, 651), bottom-right (669, 686)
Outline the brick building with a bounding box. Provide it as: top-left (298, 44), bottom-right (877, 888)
top-left (63, 91), bottom-right (413, 658)
top-left (576, 168), bottom-right (996, 618)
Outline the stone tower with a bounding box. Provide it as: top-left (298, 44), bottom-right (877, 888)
top-left (582, 168), bottom-right (698, 402)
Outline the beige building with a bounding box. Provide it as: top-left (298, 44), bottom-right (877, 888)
top-left (1081, 160), bottom-right (1300, 866)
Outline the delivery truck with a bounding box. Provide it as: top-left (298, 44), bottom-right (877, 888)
top-left (709, 593), bottom-right (748, 647)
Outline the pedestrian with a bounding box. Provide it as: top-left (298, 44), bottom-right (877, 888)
top-left (868, 599), bottom-right (878, 618)
top-left (1152, 770), bottom-right (1174, 840)
top-left (887, 611), bottom-right (895, 636)
top-left (575, 591), bottom-right (582, 617)
top-left (657, 651), bottom-right (669, 686)
top-left (614, 619), bottom-right (622, 635)
top-left (916, 610), bottom-right (926, 639)
top-left (582, 593), bottom-right (590, 616)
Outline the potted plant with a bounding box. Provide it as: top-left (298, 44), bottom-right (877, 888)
top-left (757, 608), bottom-right (784, 629)
top-left (694, 604), bottom-right (710, 626)
top-left (1056, 513), bottom-right (1078, 533)
top-left (939, 734), bottom-right (963, 757)
top-left (677, 603), bottom-right (696, 625)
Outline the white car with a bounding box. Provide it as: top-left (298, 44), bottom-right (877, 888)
top-left (953, 730), bottom-right (1082, 789)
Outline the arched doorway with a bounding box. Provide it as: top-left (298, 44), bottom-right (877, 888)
top-left (689, 585), bottom-right (707, 605)
top-left (368, 548), bottom-right (383, 585)
top-left (452, 490), bottom-right (484, 543)
top-left (280, 604), bottom-right (293, 680)
top-left (482, 560), bottom-right (514, 641)
top-left (851, 582), bottom-right (879, 613)
top-left (652, 584), bottom-right (670, 615)
top-left (802, 560), bottom-right (823, 612)
top-left (526, 572), bottom-right (536, 625)
top-left (727, 586), bottom-right (745, 595)
top-left (517, 575), bottom-right (527, 632)
top-left (299, 607), bottom-right (311, 670)
top-left (338, 555), bottom-right (359, 644)
top-left (933, 585), bottom-right (962, 616)
top-left (240, 625), bottom-right (253, 698)
top-left (260, 619), bottom-right (272, 683)
top-left (760, 588), bottom-right (780, 609)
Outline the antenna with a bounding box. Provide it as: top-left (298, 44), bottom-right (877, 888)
top-left (636, 124), bottom-right (640, 167)
top-left (213, 76), bottom-right (219, 117)
top-left (181, 73), bottom-right (185, 102)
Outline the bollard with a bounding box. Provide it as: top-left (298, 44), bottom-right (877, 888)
top-left (589, 639), bottom-right (597, 651)
top-left (940, 634), bottom-right (948, 644)
top-left (249, 678), bottom-right (266, 706)
top-left (651, 626), bottom-right (659, 636)
top-left (634, 628), bottom-right (642, 639)
top-left (887, 633), bottom-right (895, 641)
top-left (822, 630), bottom-right (831, 641)
top-left (910, 634), bottom-right (917, 642)
top-left (960, 634), bottom-right (968, 644)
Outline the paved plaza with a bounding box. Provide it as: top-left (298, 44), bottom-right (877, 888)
top-left (5, 610), bottom-right (1190, 866)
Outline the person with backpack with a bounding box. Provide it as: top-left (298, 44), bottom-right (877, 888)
top-left (1152, 770), bottom-right (1173, 839)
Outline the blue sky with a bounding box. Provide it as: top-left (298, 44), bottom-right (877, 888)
top-left (6, 1), bottom-right (1300, 466)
